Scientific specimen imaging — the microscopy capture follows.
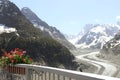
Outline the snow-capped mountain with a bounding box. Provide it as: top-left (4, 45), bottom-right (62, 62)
top-left (66, 24), bottom-right (95, 45)
top-left (65, 34), bottom-right (82, 45)
top-left (101, 28), bottom-right (120, 55)
top-left (21, 7), bottom-right (75, 49)
top-left (67, 24), bottom-right (120, 49)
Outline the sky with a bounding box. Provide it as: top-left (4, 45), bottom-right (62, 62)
top-left (10, 0), bottom-right (120, 35)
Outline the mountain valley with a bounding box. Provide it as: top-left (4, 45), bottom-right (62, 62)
top-left (1, 0), bottom-right (120, 78)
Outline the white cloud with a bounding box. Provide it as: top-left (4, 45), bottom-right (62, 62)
top-left (116, 16), bottom-right (120, 20)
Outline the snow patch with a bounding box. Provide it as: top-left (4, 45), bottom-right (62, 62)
top-left (76, 36), bottom-right (113, 49)
top-left (0, 1), bottom-right (2, 5)
top-left (0, 24), bottom-right (17, 34)
top-left (90, 26), bottom-right (105, 33)
top-left (68, 36), bottom-right (82, 45)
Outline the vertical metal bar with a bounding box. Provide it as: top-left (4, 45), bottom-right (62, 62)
top-left (36, 72), bottom-right (38, 80)
top-left (40, 72), bottom-right (42, 80)
top-left (43, 72), bottom-right (45, 80)
top-left (53, 73), bottom-right (55, 80)
top-left (45, 72), bottom-right (46, 80)
top-left (69, 77), bottom-right (72, 80)
top-left (49, 72), bottom-right (51, 80)
top-left (36, 73), bottom-right (39, 80)
top-left (41, 72), bottom-right (44, 80)
top-left (58, 75), bottom-right (60, 80)
top-left (25, 68), bottom-right (30, 80)
top-left (63, 76), bottom-right (65, 80)
top-left (38, 74), bottom-right (40, 80)
top-left (33, 71), bottom-right (36, 80)
top-left (38, 71), bottom-right (41, 80)
top-left (36, 71), bottom-right (38, 80)
top-left (28, 69), bottom-right (31, 80)
top-left (32, 69), bottom-right (34, 80)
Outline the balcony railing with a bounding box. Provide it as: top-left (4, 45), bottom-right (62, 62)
top-left (0, 64), bottom-right (119, 80)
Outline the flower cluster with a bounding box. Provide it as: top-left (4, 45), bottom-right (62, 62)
top-left (0, 48), bottom-right (33, 67)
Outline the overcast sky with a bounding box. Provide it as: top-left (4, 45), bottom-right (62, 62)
top-left (11, 0), bottom-right (120, 35)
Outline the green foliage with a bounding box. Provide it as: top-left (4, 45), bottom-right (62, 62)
top-left (0, 32), bottom-right (78, 69)
top-left (5, 36), bottom-right (75, 67)
top-left (0, 48), bottom-right (32, 67)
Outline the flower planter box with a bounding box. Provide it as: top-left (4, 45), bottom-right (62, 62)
top-left (6, 65), bottom-right (26, 75)
top-left (0, 48), bottom-right (33, 77)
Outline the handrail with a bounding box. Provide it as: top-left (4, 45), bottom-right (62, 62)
top-left (0, 64), bottom-right (120, 80)
top-left (16, 64), bottom-right (119, 80)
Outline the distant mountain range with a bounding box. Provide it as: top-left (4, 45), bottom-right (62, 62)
top-left (66, 24), bottom-right (120, 49)
top-left (20, 7), bottom-right (120, 50)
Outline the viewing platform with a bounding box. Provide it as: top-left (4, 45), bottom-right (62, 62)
top-left (0, 64), bottom-right (119, 80)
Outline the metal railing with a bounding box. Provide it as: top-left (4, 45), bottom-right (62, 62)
top-left (0, 64), bottom-right (119, 80)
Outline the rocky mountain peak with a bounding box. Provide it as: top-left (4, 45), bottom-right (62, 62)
top-left (0, 0), bottom-right (27, 29)
top-left (0, 0), bottom-right (15, 12)
top-left (79, 24), bottom-right (120, 49)
top-left (21, 7), bottom-right (76, 49)
top-left (67, 24), bottom-right (120, 49)
top-left (101, 30), bottom-right (120, 55)
top-left (21, 7), bottom-right (49, 28)
top-left (21, 7), bottom-right (32, 15)
top-left (0, 0), bottom-right (10, 12)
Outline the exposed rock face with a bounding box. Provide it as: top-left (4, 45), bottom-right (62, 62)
top-left (21, 7), bottom-right (76, 50)
top-left (101, 31), bottom-right (120, 55)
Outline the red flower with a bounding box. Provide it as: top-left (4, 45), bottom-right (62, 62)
top-left (17, 51), bottom-right (23, 56)
top-left (15, 48), bottom-right (20, 51)
top-left (7, 53), bottom-right (13, 59)
top-left (10, 50), bottom-right (14, 53)
top-left (0, 48), bottom-right (33, 66)
top-left (30, 58), bottom-right (33, 62)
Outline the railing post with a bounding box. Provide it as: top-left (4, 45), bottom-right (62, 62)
top-left (25, 67), bottom-right (30, 80)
